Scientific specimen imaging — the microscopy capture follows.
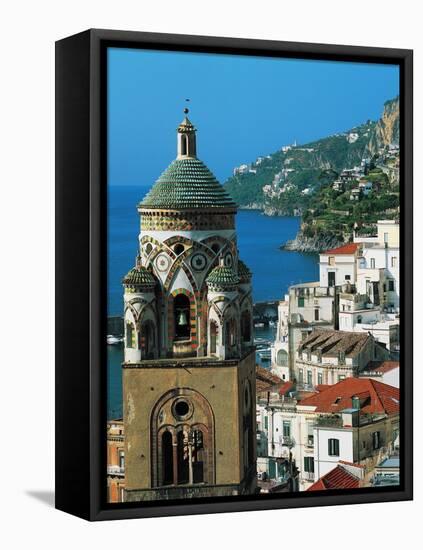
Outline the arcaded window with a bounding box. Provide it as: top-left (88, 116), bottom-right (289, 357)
top-left (241, 310), bottom-right (251, 342)
top-left (141, 320), bottom-right (156, 358)
top-left (174, 294), bottom-right (190, 339)
top-left (161, 431), bottom-right (173, 486)
top-left (126, 322), bottom-right (133, 348)
top-left (210, 321), bottom-right (218, 354)
top-left (181, 134), bottom-right (188, 156)
top-left (153, 389), bottom-right (215, 488)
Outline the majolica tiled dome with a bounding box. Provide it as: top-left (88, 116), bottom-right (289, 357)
top-left (206, 266), bottom-right (240, 289)
top-left (139, 158), bottom-right (237, 210)
top-left (122, 266), bottom-right (156, 288)
top-left (238, 259), bottom-right (252, 283)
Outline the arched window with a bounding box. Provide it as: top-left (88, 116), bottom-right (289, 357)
top-left (277, 349), bottom-right (288, 367)
top-left (174, 294), bottom-right (191, 339)
top-left (152, 389), bottom-right (215, 488)
top-left (181, 134), bottom-right (188, 156)
top-left (145, 243), bottom-right (153, 255)
top-left (126, 322), bottom-right (133, 348)
top-left (225, 318), bottom-right (236, 348)
top-left (161, 431), bottom-right (173, 485)
top-left (177, 431), bottom-right (189, 484)
top-left (357, 315), bottom-right (362, 324)
top-left (241, 310), bottom-right (251, 342)
top-left (210, 321), bottom-right (218, 355)
top-left (141, 320), bottom-right (155, 358)
top-left (192, 429), bottom-right (204, 483)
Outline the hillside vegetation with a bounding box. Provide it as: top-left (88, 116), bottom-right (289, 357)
top-left (224, 97), bottom-right (400, 251)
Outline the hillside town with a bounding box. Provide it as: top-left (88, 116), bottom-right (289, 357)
top-left (107, 216), bottom-right (400, 501)
top-left (106, 102), bottom-right (400, 503)
top-left (259, 218), bottom-right (400, 492)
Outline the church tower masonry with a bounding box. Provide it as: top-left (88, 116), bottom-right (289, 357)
top-left (122, 113), bottom-right (256, 501)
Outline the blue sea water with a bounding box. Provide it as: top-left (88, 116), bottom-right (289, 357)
top-left (107, 185), bottom-right (319, 419)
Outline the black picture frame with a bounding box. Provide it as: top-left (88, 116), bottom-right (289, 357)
top-left (55, 28), bottom-right (413, 521)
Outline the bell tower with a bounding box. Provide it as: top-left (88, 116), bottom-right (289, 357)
top-left (122, 110), bottom-right (256, 502)
top-left (176, 113), bottom-right (197, 158)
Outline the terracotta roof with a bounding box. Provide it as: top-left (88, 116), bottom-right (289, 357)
top-left (278, 381), bottom-right (294, 396)
top-left (315, 384), bottom-right (331, 392)
top-left (299, 377), bottom-right (399, 415)
top-left (323, 243), bottom-right (360, 255)
top-left (298, 329), bottom-right (370, 357)
top-left (308, 465), bottom-right (360, 491)
top-left (256, 366), bottom-right (283, 393)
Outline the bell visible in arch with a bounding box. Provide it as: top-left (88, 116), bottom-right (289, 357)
top-left (177, 310), bottom-right (188, 326)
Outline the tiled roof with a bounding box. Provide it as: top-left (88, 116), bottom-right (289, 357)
top-left (140, 158), bottom-right (237, 210)
top-left (323, 243), bottom-right (360, 255)
top-left (206, 266), bottom-right (240, 287)
top-left (238, 259), bottom-right (252, 282)
top-left (299, 329), bottom-right (370, 357)
top-left (256, 366), bottom-right (284, 393)
top-left (278, 381), bottom-right (294, 396)
top-left (299, 377), bottom-right (399, 415)
top-left (308, 465), bottom-right (360, 491)
top-left (122, 266), bottom-right (156, 287)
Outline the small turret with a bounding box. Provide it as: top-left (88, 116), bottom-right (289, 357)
top-left (177, 109), bottom-right (197, 159)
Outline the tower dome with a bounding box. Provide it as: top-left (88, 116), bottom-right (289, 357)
top-left (138, 115), bottom-right (236, 232)
top-left (206, 265), bottom-right (240, 291)
top-left (122, 266), bottom-right (156, 289)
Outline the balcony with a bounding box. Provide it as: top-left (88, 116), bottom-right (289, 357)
top-left (280, 435), bottom-right (294, 447)
top-left (302, 471), bottom-right (315, 482)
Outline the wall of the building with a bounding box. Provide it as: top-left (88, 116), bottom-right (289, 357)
top-left (313, 415), bottom-right (400, 480)
top-left (319, 254), bottom-right (357, 286)
top-left (123, 351), bottom-right (256, 499)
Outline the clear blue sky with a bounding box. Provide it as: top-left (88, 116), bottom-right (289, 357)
top-left (108, 47), bottom-right (399, 185)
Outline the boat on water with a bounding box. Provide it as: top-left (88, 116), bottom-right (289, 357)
top-left (107, 334), bottom-right (123, 345)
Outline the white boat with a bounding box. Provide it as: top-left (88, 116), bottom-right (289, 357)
top-left (107, 334), bottom-right (123, 345)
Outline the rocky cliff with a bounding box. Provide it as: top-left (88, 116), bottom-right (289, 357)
top-left (368, 96), bottom-right (399, 153)
top-left (281, 233), bottom-right (344, 253)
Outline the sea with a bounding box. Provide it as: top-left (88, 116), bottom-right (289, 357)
top-left (107, 185), bottom-right (319, 419)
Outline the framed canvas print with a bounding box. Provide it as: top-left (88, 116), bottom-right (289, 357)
top-left (55, 29), bottom-right (413, 521)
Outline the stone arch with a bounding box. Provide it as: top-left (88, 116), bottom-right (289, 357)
top-left (151, 388), bottom-right (215, 487)
top-left (168, 288), bottom-right (196, 355)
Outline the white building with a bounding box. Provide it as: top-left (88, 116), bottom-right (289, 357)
top-left (295, 329), bottom-right (389, 388)
top-left (271, 298), bottom-right (290, 381)
top-left (257, 378), bottom-right (400, 490)
top-left (360, 360), bottom-right (400, 388)
top-left (355, 220), bottom-right (399, 313)
top-left (319, 243), bottom-right (361, 287)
